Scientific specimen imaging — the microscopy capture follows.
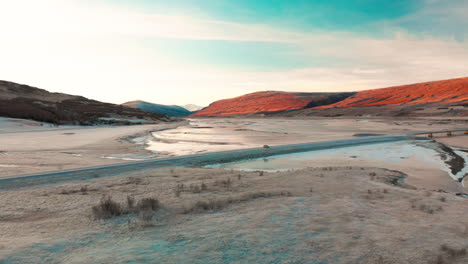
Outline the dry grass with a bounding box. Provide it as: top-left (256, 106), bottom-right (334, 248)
top-left (126, 177), bottom-right (148, 185)
top-left (409, 199), bottom-right (444, 214)
top-left (363, 189), bottom-right (385, 200)
top-left (127, 195), bottom-right (135, 209)
top-left (136, 198), bottom-right (160, 211)
top-left (92, 196), bottom-right (160, 220)
top-left (174, 183), bottom-right (184, 197)
top-left (174, 182), bottom-right (209, 197)
top-left (435, 244), bottom-right (467, 264)
top-left (92, 196), bottom-right (124, 220)
top-left (183, 191), bottom-right (292, 214)
top-left (213, 178), bottom-right (232, 189)
top-left (137, 211), bottom-right (154, 227)
top-left (59, 185), bottom-right (92, 195)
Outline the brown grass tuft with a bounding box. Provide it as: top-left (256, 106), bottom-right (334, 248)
top-left (136, 198), bottom-right (160, 211)
top-left (435, 244), bottom-right (467, 263)
top-left (92, 196), bottom-right (124, 220)
top-left (183, 191), bottom-right (292, 214)
top-left (92, 196), bottom-right (160, 221)
top-left (127, 195), bottom-right (135, 209)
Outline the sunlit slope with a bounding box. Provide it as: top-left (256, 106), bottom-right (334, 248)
top-left (317, 77), bottom-right (468, 109)
top-left (191, 91), bottom-right (353, 117)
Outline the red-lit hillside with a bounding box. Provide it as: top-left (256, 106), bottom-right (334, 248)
top-left (191, 91), bottom-right (354, 117)
top-left (317, 77), bottom-right (468, 109)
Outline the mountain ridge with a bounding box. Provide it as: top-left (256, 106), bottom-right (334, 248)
top-left (122, 100), bottom-right (192, 117)
top-left (191, 77), bottom-right (468, 117)
top-left (0, 81), bottom-right (169, 125)
top-left (317, 77), bottom-right (468, 109)
top-left (191, 91), bottom-right (355, 117)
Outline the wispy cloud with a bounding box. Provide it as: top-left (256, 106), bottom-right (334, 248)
top-left (0, 0), bottom-right (301, 42)
top-left (391, 0), bottom-right (468, 41)
top-left (0, 0), bottom-right (466, 105)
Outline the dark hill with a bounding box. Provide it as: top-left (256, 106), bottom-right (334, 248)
top-left (0, 81), bottom-right (169, 125)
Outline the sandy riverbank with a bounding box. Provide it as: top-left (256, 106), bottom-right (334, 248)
top-left (0, 120), bottom-right (187, 178)
top-left (1, 166), bottom-right (467, 263)
top-left (146, 117), bottom-right (468, 156)
top-left (1, 117), bottom-right (465, 192)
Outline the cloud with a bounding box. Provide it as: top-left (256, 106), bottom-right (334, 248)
top-left (0, 0), bottom-right (466, 106)
top-left (392, 0), bottom-right (468, 41)
top-left (0, 0), bottom-right (301, 42)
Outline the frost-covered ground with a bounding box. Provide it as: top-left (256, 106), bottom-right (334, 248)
top-left (0, 117), bottom-right (64, 133)
top-left (142, 118), bottom-right (467, 156)
top-left (210, 140), bottom-right (467, 183)
top-left (1, 167), bottom-right (467, 264)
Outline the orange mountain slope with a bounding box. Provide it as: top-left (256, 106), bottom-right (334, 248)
top-left (191, 91), bottom-right (353, 117)
top-left (316, 77), bottom-right (468, 109)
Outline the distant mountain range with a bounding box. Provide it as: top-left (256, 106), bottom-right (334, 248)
top-left (191, 77), bottom-right (468, 117)
top-left (122, 100), bottom-right (193, 117)
top-left (1, 77), bottom-right (466, 124)
top-left (0, 81), bottom-right (169, 125)
top-left (181, 104), bottom-right (204, 112)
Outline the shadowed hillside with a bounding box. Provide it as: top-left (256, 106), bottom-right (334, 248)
top-left (0, 81), bottom-right (169, 125)
top-left (191, 91), bottom-right (355, 117)
top-left (122, 101), bottom-right (192, 117)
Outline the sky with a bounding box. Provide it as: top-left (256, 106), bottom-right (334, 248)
top-left (0, 0), bottom-right (467, 106)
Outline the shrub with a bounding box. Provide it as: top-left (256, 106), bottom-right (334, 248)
top-left (138, 211), bottom-right (154, 227)
top-left (214, 178), bottom-right (232, 189)
top-left (364, 189), bottom-right (384, 200)
top-left (189, 184), bottom-right (201, 193)
top-left (92, 197), bottom-right (124, 220)
top-left (225, 178), bottom-right (232, 188)
top-left (190, 200), bottom-right (225, 212)
top-left (92, 196), bottom-right (160, 221)
top-left (126, 177), bottom-right (145, 185)
top-left (435, 244), bottom-right (467, 263)
top-left (80, 186), bottom-right (88, 194)
top-left (127, 196), bottom-right (135, 209)
top-left (137, 198), bottom-right (160, 211)
top-left (174, 183), bottom-right (184, 197)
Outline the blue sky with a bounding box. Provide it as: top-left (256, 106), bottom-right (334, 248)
top-left (0, 0), bottom-right (466, 105)
top-left (112, 0), bottom-right (415, 27)
top-left (110, 0), bottom-right (419, 70)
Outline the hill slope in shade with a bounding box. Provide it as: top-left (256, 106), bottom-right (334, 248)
top-left (122, 101), bottom-right (192, 117)
top-left (0, 81), bottom-right (169, 125)
top-left (317, 77), bottom-right (468, 109)
top-left (191, 91), bottom-right (355, 117)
